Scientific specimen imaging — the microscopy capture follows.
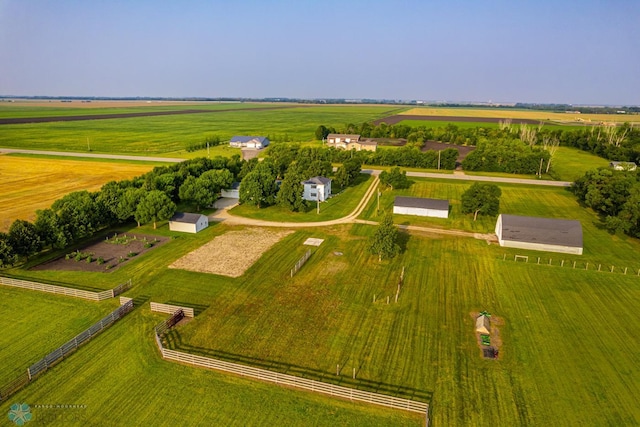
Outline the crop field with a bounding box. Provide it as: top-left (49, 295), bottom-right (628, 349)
top-left (0, 105), bottom-right (400, 156)
top-left (401, 107), bottom-right (640, 124)
top-left (395, 119), bottom-right (570, 132)
top-left (0, 286), bottom-right (117, 385)
top-left (0, 155), bottom-right (157, 231)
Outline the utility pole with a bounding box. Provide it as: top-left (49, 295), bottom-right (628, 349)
top-left (538, 158), bottom-right (544, 178)
top-left (207, 141), bottom-right (210, 157)
top-left (87, 137), bottom-right (90, 151)
top-left (438, 150), bottom-right (441, 170)
top-left (377, 186), bottom-right (381, 215)
top-left (317, 191), bottom-right (320, 214)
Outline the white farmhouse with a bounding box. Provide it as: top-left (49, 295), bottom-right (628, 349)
top-left (169, 212), bottom-right (209, 234)
top-left (229, 136), bottom-right (270, 149)
top-left (495, 214), bottom-right (583, 255)
top-left (302, 177), bottom-right (331, 202)
top-left (393, 196), bottom-right (449, 218)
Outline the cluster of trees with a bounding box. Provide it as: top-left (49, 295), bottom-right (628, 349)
top-left (0, 156), bottom-right (243, 267)
top-left (379, 167), bottom-right (411, 190)
top-left (572, 168), bottom-right (640, 237)
top-left (185, 134), bottom-right (222, 152)
top-left (462, 139), bottom-right (551, 174)
top-left (239, 145), bottom-right (362, 211)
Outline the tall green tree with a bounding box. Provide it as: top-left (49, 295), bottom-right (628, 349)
top-left (368, 212), bottom-right (400, 262)
top-left (239, 163), bottom-right (278, 208)
top-left (8, 220), bottom-right (41, 261)
top-left (135, 190), bottom-right (176, 229)
top-left (277, 165), bottom-right (307, 211)
top-left (461, 183), bottom-right (502, 221)
top-left (35, 208), bottom-right (67, 249)
top-left (116, 187), bottom-right (144, 225)
top-left (379, 167), bottom-right (411, 189)
top-left (0, 232), bottom-right (17, 268)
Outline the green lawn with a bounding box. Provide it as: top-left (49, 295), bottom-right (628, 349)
top-left (0, 287), bottom-right (117, 384)
top-left (229, 174), bottom-right (373, 222)
top-left (550, 146), bottom-right (610, 181)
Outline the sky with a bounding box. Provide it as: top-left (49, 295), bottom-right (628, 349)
top-left (0, 0), bottom-right (638, 105)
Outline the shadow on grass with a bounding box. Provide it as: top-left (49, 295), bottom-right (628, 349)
top-left (163, 329), bottom-right (432, 403)
top-left (164, 300), bottom-right (210, 316)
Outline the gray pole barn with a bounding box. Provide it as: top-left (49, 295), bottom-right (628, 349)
top-left (495, 214), bottom-right (583, 255)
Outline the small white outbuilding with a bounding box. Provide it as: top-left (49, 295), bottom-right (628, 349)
top-left (169, 212), bottom-right (209, 234)
top-left (393, 196), bottom-right (449, 218)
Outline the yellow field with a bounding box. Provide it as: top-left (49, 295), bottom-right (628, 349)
top-left (401, 107), bottom-right (640, 124)
top-left (0, 156), bottom-right (155, 231)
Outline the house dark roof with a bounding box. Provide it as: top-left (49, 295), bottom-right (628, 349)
top-left (227, 182), bottom-right (241, 190)
top-left (303, 176), bottom-right (332, 185)
top-left (394, 196), bottom-right (449, 211)
top-left (499, 214), bottom-right (583, 248)
top-left (230, 136), bottom-right (268, 144)
top-left (170, 212), bottom-right (204, 224)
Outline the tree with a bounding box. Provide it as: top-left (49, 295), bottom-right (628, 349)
top-left (276, 164), bottom-right (307, 211)
top-left (315, 125), bottom-right (329, 141)
top-left (334, 166), bottom-right (350, 189)
top-left (239, 163), bottom-right (278, 208)
top-left (35, 208), bottom-right (67, 249)
top-left (135, 190), bottom-right (176, 229)
top-left (0, 232), bottom-right (17, 268)
top-left (116, 187), bottom-right (144, 225)
top-left (8, 220), bottom-right (41, 261)
top-left (368, 212), bottom-right (401, 262)
top-left (379, 167), bottom-right (411, 190)
top-left (178, 176), bottom-right (209, 211)
top-left (52, 191), bottom-right (104, 242)
top-left (461, 183), bottom-right (502, 221)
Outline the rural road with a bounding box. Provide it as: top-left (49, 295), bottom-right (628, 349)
top-left (0, 148), bottom-right (184, 163)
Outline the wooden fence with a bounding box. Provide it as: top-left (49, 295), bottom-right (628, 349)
top-left (290, 250), bottom-right (312, 277)
top-left (0, 299), bottom-right (134, 402)
top-left (152, 312), bottom-right (429, 419)
top-left (150, 302), bottom-right (195, 317)
top-left (0, 276), bottom-right (131, 301)
top-left (502, 254), bottom-right (640, 276)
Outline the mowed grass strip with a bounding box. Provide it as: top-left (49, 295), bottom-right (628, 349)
top-left (550, 146), bottom-right (610, 181)
top-left (0, 308), bottom-right (423, 426)
top-left (0, 286), bottom-right (117, 385)
top-left (0, 156), bottom-right (155, 231)
top-left (401, 107), bottom-right (640, 124)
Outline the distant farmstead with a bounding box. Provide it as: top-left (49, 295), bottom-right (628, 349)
top-left (302, 176), bottom-right (332, 202)
top-left (229, 136), bottom-right (270, 149)
top-left (169, 212), bottom-right (209, 234)
top-left (495, 214), bottom-right (583, 255)
top-left (326, 134), bottom-right (377, 152)
top-left (393, 196), bottom-right (449, 218)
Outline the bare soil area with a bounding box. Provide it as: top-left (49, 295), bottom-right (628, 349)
top-left (31, 232), bottom-right (169, 273)
top-left (169, 228), bottom-right (293, 277)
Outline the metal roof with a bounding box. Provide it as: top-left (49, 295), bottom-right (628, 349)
top-left (327, 134), bottom-right (361, 141)
top-left (499, 214), bottom-right (583, 248)
top-left (394, 196), bottom-right (449, 211)
top-left (230, 136), bottom-right (268, 144)
top-left (302, 176), bottom-right (332, 185)
top-left (170, 212), bottom-right (205, 224)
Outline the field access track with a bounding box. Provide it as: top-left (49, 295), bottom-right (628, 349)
top-left (0, 105), bottom-right (302, 125)
top-left (373, 115), bottom-right (542, 126)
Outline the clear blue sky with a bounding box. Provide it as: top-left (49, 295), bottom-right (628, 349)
top-left (1, 0), bottom-right (638, 105)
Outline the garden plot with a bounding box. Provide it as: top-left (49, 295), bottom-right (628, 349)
top-left (169, 228), bottom-right (293, 277)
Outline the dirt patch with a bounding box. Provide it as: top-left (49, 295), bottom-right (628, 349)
top-left (169, 228), bottom-right (293, 277)
top-left (31, 232), bottom-right (169, 273)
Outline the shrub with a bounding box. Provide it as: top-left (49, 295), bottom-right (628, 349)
top-left (97, 257), bottom-right (104, 265)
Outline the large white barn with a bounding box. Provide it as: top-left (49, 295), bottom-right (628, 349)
top-left (495, 214), bottom-right (583, 255)
top-left (169, 212), bottom-right (209, 234)
top-left (393, 196), bottom-right (449, 218)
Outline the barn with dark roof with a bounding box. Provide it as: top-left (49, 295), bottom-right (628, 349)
top-left (495, 214), bottom-right (583, 255)
top-left (393, 196), bottom-right (449, 218)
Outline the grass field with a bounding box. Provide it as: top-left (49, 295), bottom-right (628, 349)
top-left (0, 156), bottom-right (156, 231)
top-left (396, 119), bottom-right (571, 132)
top-left (401, 107), bottom-right (640, 124)
top-left (0, 105), bottom-right (399, 157)
top-left (550, 146), bottom-right (610, 181)
top-left (0, 287), bottom-right (117, 385)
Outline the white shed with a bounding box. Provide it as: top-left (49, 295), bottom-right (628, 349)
top-left (393, 196), bottom-right (449, 218)
top-left (495, 214), bottom-right (583, 255)
top-left (169, 212), bottom-right (209, 234)
top-left (302, 176), bottom-right (332, 202)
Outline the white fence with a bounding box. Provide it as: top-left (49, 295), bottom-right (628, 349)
top-left (290, 250), bottom-right (312, 277)
top-left (0, 276), bottom-right (131, 301)
top-left (153, 313), bottom-right (429, 418)
top-left (150, 302), bottom-right (195, 317)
